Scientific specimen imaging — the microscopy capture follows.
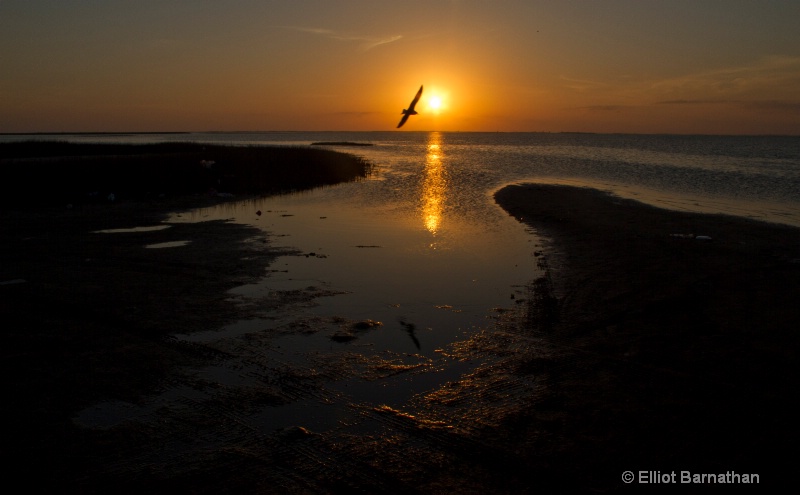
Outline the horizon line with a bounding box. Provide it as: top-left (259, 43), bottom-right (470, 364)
top-left (2, 130), bottom-right (799, 138)
top-left (0, 129), bottom-right (800, 137)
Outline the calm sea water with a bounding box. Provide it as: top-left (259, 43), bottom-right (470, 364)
top-left (6, 131), bottom-right (800, 225)
top-left (25, 131), bottom-right (796, 430)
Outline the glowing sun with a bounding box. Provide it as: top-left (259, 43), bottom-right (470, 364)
top-left (428, 95), bottom-right (443, 111)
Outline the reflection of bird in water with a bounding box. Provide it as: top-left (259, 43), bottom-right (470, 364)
top-left (398, 318), bottom-right (421, 350)
top-left (397, 85), bottom-right (423, 128)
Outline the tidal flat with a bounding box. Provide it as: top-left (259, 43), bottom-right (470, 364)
top-left (2, 143), bottom-right (799, 492)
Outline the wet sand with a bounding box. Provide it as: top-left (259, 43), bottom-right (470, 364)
top-left (2, 184), bottom-right (799, 492)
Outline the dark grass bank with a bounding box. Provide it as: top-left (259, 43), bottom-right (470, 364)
top-left (0, 141), bottom-right (373, 207)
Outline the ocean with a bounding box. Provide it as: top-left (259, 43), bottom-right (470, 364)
top-left (6, 131), bottom-right (800, 226)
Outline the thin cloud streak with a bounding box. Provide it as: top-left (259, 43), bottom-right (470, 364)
top-left (555, 55), bottom-right (800, 122)
top-left (282, 26), bottom-right (402, 51)
top-left (576, 105), bottom-right (631, 113)
top-left (558, 75), bottom-right (611, 93)
top-left (657, 99), bottom-right (800, 113)
top-left (650, 55), bottom-right (800, 95)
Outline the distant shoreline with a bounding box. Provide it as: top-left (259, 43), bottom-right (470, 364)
top-left (0, 131), bottom-right (192, 136)
top-left (310, 141), bottom-right (374, 146)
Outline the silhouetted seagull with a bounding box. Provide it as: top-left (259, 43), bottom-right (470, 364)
top-left (397, 85), bottom-right (423, 128)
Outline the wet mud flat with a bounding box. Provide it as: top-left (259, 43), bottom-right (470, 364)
top-left (3, 184), bottom-right (799, 493)
top-left (495, 184), bottom-right (800, 489)
top-left (0, 197), bottom-right (289, 486)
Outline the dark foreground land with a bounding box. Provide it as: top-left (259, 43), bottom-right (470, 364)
top-left (0, 140), bottom-right (372, 207)
top-left (2, 143), bottom-right (799, 493)
top-left (495, 184), bottom-right (800, 488)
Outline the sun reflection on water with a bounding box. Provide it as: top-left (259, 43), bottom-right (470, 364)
top-left (421, 132), bottom-right (447, 241)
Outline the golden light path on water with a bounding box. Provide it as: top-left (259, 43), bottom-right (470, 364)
top-left (422, 132), bottom-right (446, 239)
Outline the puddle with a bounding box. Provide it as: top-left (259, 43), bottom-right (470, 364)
top-left (92, 225), bottom-right (171, 234)
top-left (144, 240), bottom-right (191, 249)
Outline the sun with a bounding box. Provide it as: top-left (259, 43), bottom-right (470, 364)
top-left (429, 96), bottom-right (442, 110)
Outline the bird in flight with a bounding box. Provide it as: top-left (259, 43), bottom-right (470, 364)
top-left (397, 85), bottom-right (423, 128)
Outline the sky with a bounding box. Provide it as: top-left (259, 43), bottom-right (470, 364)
top-left (2, 0), bottom-right (799, 134)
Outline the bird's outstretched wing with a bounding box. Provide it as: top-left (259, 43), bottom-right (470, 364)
top-left (408, 85), bottom-right (423, 112)
top-left (396, 113), bottom-right (410, 128)
top-left (396, 85), bottom-right (424, 128)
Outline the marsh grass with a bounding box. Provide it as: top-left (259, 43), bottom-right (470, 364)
top-left (0, 141), bottom-right (373, 206)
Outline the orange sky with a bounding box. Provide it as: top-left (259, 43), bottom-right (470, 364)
top-left (2, 1), bottom-right (799, 134)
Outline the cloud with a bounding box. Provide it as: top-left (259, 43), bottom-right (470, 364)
top-left (558, 76), bottom-right (610, 93)
top-left (656, 98), bottom-right (800, 113)
top-left (656, 99), bottom-right (729, 105)
top-left (650, 55), bottom-right (800, 97)
top-left (575, 104), bottom-right (630, 113)
top-left (284, 26), bottom-right (402, 51)
top-left (744, 100), bottom-right (800, 112)
top-left (362, 35), bottom-right (403, 51)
